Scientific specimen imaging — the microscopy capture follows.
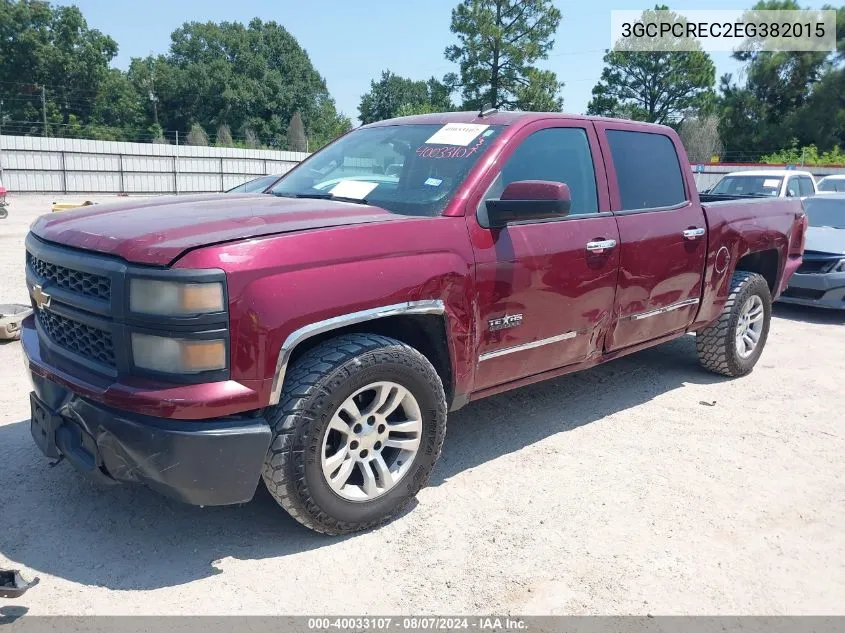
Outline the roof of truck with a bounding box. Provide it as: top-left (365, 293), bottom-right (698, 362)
top-left (364, 110), bottom-right (673, 132)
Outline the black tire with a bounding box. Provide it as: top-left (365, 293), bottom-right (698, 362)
top-left (262, 333), bottom-right (447, 535)
top-left (696, 271), bottom-right (772, 377)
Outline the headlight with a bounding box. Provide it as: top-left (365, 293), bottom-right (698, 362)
top-left (131, 333), bottom-right (226, 374)
top-left (833, 259), bottom-right (845, 273)
top-left (129, 279), bottom-right (224, 316)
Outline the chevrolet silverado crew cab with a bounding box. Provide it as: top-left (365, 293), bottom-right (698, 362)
top-left (22, 112), bottom-right (807, 535)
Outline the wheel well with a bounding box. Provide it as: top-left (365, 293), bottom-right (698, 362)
top-left (286, 314), bottom-right (454, 403)
top-left (735, 249), bottom-right (779, 293)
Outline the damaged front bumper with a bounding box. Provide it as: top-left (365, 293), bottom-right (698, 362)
top-left (27, 371), bottom-right (273, 506)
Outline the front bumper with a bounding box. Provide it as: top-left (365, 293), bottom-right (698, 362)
top-left (778, 271), bottom-right (845, 310)
top-left (28, 372), bottom-right (272, 506)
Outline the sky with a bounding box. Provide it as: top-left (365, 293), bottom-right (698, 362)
top-left (60, 0), bottom-right (831, 122)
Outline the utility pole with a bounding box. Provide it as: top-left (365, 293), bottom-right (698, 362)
top-left (149, 91), bottom-right (159, 125)
top-left (41, 85), bottom-right (47, 137)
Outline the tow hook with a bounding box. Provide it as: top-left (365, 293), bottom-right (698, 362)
top-left (0, 570), bottom-right (39, 599)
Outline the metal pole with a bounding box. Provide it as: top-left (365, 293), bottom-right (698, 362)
top-left (60, 151), bottom-right (66, 194)
top-left (174, 130), bottom-right (179, 195)
top-left (220, 156), bottom-right (224, 192)
top-left (0, 98), bottom-right (4, 184)
top-left (119, 154), bottom-right (125, 194)
top-left (41, 86), bottom-right (47, 137)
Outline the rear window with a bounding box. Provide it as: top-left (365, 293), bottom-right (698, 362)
top-left (606, 130), bottom-right (687, 210)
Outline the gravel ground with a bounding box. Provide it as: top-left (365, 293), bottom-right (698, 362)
top-left (1, 194), bottom-right (844, 615)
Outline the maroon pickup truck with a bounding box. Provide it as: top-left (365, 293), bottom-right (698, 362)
top-left (22, 112), bottom-right (807, 534)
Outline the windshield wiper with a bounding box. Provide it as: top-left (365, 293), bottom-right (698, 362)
top-left (273, 192), bottom-right (369, 205)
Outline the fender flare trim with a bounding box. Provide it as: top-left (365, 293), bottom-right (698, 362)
top-left (268, 300), bottom-right (446, 406)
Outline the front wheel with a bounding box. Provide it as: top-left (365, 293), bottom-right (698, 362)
top-left (262, 333), bottom-right (447, 535)
top-left (696, 271), bottom-right (772, 377)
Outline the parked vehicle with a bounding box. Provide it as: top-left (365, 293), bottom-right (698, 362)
top-left (816, 175), bottom-right (845, 194)
top-left (226, 173), bottom-right (283, 193)
top-left (51, 200), bottom-right (95, 212)
top-left (21, 112), bottom-right (807, 534)
top-left (779, 194), bottom-right (845, 309)
top-left (708, 169), bottom-right (817, 198)
top-left (0, 182), bottom-right (7, 220)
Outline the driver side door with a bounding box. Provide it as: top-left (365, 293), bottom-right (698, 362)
top-left (466, 121), bottom-right (620, 392)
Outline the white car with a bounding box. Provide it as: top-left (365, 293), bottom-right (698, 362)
top-left (707, 169), bottom-right (818, 198)
top-left (817, 175), bottom-right (845, 194)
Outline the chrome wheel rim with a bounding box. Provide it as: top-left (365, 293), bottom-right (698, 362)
top-left (321, 381), bottom-right (422, 502)
top-left (735, 295), bottom-right (765, 359)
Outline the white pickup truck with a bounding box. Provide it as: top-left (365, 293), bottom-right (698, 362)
top-left (707, 169), bottom-right (818, 198)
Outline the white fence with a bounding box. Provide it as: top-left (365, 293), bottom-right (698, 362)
top-left (0, 135), bottom-right (309, 194)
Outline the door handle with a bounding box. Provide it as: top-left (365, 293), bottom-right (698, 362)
top-left (683, 228), bottom-right (705, 239)
top-left (586, 239), bottom-right (617, 254)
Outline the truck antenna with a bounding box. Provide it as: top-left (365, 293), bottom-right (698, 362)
top-left (478, 103), bottom-right (498, 118)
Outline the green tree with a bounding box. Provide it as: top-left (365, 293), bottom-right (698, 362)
top-left (131, 18), bottom-right (350, 147)
top-left (587, 6), bottom-right (716, 125)
top-left (359, 71), bottom-right (453, 123)
top-left (444, 0), bottom-right (563, 111)
top-left (0, 0), bottom-right (119, 135)
top-left (717, 1), bottom-right (844, 160)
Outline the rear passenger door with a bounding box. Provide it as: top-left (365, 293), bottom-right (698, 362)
top-left (595, 123), bottom-right (708, 351)
top-left (467, 121), bottom-right (620, 391)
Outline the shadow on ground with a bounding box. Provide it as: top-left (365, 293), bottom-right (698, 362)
top-left (773, 302), bottom-right (845, 326)
top-left (0, 335), bottom-right (722, 591)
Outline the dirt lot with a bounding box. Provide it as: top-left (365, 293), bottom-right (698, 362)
top-left (1, 194), bottom-right (844, 615)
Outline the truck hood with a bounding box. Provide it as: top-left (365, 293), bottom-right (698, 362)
top-left (804, 225), bottom-right (845, 256)
top-left (30, 193), bottom-right (405, 265)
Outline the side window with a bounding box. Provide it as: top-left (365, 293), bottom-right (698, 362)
top-left (606, 130), bottom-right (687, 210)
top-left (482, 127), bottom-right (599, 216)
top-left (799, 177), bottom-right (815, 196)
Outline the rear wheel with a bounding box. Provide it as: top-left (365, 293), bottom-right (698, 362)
top-left (262, 333), bottom-right (447, 534)
top-left (696, 271), bottom-right (772, 377)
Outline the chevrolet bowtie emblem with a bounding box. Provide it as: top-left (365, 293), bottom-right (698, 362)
top-left (30, 284), bottom-right (51, 310)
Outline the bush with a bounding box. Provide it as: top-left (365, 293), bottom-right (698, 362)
top-left (760, 142), bottom-right (845, 166)
top-left (186, 123), bottom-right (209, 146)
top-left (216, 124), bottom-right (233, 147)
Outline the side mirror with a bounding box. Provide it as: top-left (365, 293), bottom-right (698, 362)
top-left (786, 188), bottom-right (797, 197)
top-left (485, 180), bottom-right (571, 228)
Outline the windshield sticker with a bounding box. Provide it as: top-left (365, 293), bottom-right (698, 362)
top-left (416, 136), bottom-right (488, 159)
top-left (425, 123), bottom-right (489, 146)
top-left (424, 178), bottom-right (443, 186)
top-left (328, 180), bottom-right (379, 199)
top-left (763, 179), bottom-right (780, 188)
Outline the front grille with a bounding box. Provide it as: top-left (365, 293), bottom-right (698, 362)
top-left (782, 287), bottom-right (825, 300)
top-left (797, 259), bottom-right (836, 274)
top-left (36, 309), bottom-right (115, 367)
top-left (27, 252), bottom-right (111, 301)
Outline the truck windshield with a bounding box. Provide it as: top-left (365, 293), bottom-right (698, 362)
top-left (803, 197), bottom-right (845, 229)
top-left (818, 178), bottom-right (845, 193)
top-left (710, 175), bottom-right (782, 197)
top-left (269, 123), bottom-right (502, 217)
